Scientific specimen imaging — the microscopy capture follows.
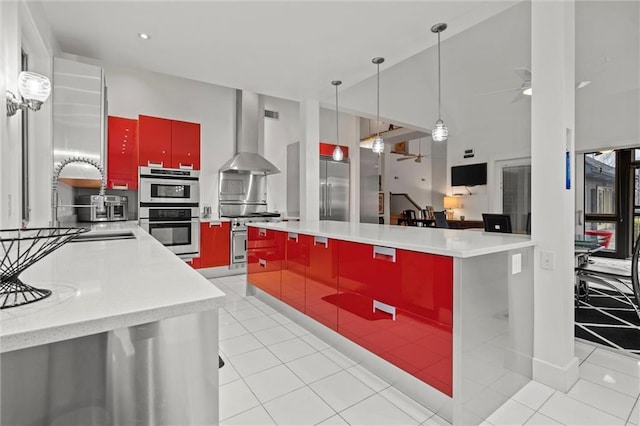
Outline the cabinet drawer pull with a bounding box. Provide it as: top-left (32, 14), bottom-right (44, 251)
top-left (314, 236), bottom-right (328, 248)
top-left (288, 232), bottom-right (298, 242)
top-left (258, 228), bottom-right (267, 236)
top-left (258, 259), bottom-right (267, 268)
top-left (179, 163), bottom-right (194, 170)
top-left (147, 161), bottom-right (164, 168)
top-left (112, 183), bottom-right (128, 190)
top-left (373, 300), bottom-right (396, 321)
top-left (373, 246), bottom-right (396, 263)
top-left (209, 222), bottom-right (222, 227)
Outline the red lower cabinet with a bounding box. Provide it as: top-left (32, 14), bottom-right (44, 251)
top-left (305, 236), bottom-right (339, 331)
top-left (281, 233), bottom-right (309, 313)
top-left (247, 227), bottom-right (284, 299)
top-left (199, 222), bottom-right (231, 268)
top-left (337, 241), bottom-right (453, 397)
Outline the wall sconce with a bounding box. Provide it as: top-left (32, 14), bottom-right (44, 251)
top-left (6, 71), bottom-right (51, 117)
top-left (443, 195), bottom-right (461, 220)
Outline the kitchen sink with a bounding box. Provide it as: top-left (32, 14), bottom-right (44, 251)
top-left (70, 230), bottom-right (136, 243)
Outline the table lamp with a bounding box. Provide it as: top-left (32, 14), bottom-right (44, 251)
top-left (443, 196), bottom-right (461, 220)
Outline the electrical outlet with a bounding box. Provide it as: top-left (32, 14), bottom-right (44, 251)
top-left (541, 251), bottom-right (555, 270)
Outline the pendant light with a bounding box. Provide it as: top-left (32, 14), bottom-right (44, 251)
top-left (431, 23), bottom-right (448, 142)
top-left (331, 80), bottom-right (344, 161)
top-left (371, 57), bottom-right (385, 154)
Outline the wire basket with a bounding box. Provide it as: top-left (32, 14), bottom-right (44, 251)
top-left (0, 227), bottom-right (89, 309)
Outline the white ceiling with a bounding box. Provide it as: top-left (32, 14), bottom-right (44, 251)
top-left (37, 0), bottom-right (521, 101)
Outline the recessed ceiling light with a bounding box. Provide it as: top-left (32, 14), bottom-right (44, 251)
top-left (138, 33), bottom-right (150, 40)
top-left (577, 80), bottom-right (591, 89)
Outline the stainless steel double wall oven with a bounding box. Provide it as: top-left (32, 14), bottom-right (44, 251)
top-left (139, 166), bottom-right (200, 260)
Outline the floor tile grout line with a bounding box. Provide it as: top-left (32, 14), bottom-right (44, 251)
top-left (626, 397), bottom-right (639, 425)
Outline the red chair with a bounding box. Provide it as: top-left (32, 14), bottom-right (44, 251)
top-left (585, 230), bottom-right (613, 249)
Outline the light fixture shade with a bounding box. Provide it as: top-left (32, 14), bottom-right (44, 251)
top-left (432, 119), bottom-right (448, 142)
top-left (522, 87), bottom-right (532, 96)
top-left (443, 195), bottom-right (461, 209)
top-left (372, 136), bottom-right (385, 154)
top-left (18, 71), bottom-right (51, 103)
top-left (332, 145), bottom-right (344, 161)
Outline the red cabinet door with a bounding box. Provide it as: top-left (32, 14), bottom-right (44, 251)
top-left (171, 120), bottom-right (200, 170)
top-left (247, 227), bottom-right (283, 298)
top-left (199, 222), bottom-right (231, 268)
top-left (139, 115), bottom-right (172, 168)
top-left (107, 116), bottom-right (138, 189)
top-left (281, 232), bottom-right (308, 313)
top-left (336, 240), bottom-right (381, 351)
top-left (306, 235), bottom-right (339, 330)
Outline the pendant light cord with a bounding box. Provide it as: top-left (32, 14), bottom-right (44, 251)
top-left (376, 62), bottom-right (381, 136)
top-left (437, 31), bottom-right (441, 121)
top-left (335, 83), bottom-right (339, 147)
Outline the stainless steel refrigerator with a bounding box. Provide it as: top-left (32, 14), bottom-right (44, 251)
top-left (320, 158), bottom-right (349, 221)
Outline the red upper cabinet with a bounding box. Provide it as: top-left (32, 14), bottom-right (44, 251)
top-left (171, 120), bottom-right (200, 170)
top-left (319, 142), bottom-right (349, 158)
top-left (138, 115), bottom-right (200, 170)
top-left (107, 116), bottom-right (139, 190)
top-left (139, 115), bottom-right (172, 168)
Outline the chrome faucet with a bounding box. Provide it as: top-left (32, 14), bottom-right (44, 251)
top-left (51, 156), bottom-right (106, 227)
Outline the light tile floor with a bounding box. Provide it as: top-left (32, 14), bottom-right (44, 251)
top-left (212, 275), bottom-right (640, 425)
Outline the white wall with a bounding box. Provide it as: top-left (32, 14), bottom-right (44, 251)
top-left (263, 95), bottom-right (300, 214)
top-left (386, 138), bottom-right (433, 208)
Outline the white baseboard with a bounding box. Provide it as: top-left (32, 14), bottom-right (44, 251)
top-left (532, 355), bottom-right (579, 392)
top-left (197, 264), bottom-right (245, 279)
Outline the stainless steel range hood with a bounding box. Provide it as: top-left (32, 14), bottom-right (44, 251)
top-left (219, 90), bottom-right (280, 175)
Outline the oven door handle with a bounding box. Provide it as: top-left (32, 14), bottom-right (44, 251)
top-left (140, 219), bottom-right (199, 224)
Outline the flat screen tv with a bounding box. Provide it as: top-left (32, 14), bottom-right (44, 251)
top-left (451, 163), bottom-right (487, 186)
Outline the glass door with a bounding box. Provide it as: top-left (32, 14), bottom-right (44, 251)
top-left (584, 150), bottom-right (632, 258)
top-left (496, 159), bottom-right (531, 234)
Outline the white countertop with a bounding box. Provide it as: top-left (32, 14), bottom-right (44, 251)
top-left (247, 221), bottom-right (534, 258)
top-left (1, 222), bottom-right (225, 353)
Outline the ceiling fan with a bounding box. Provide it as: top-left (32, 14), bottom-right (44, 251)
top-left (477, 67), bottom-right (591, 102)
top-left (397, 140), bottom-right (425, 163)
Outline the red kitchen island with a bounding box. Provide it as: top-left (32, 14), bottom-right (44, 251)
top-left (247, 220), bottom-right (535, 425)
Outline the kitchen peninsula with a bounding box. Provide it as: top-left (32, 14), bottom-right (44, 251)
top-left (1, 222), bottom-right (225, 425)
top-left (246, 221), bottom-right (535, 425)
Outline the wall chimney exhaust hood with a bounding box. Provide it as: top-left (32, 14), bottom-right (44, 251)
top-left (219, 90), bottom-right (280, 175)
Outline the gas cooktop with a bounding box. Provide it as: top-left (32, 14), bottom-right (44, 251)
top-left (223, 212), bottom-right (282, 219)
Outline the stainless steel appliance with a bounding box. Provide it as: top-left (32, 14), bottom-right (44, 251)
top-left (227, 213), bottom-right (282, 268)
top-left (139, 166), bottom-right (200, 204)
top-left (320, 156), bottom-right (349, 221)
top-left (139, 167), bottom-right (200, 259)
top-left (77, 194), bottom-right (128, 222)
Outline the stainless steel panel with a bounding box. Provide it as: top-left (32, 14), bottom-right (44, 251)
top-left (360, 148), bottom-right (379, 223)
top-left (231, 230), bottom-right (247, 264)
top-left (1, 310), bottom-right (219, 426)
top-left (286, 142), bottom-right (300, 217)
top-left (319, 159), bottom-right (328, 219)
top-left (52, 57), bottom-right (106, 181)
top-left (218, 172), bottom-right (267, 203)
top-left (326, 160), bottom-right (349, 221)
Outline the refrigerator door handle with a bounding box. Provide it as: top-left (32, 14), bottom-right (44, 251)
top-left (328, 183), bottom-right (332, 216)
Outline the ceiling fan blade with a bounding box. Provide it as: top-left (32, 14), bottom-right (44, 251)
top-left (397, 156), bottom-right (417, 161)
top-left (514, 67), bottom-right (531, 81)
top-left (476, 87), bottom-right (520, 96)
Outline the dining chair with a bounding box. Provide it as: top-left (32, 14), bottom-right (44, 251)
top-left (402, 209), bottom-right (418, 226)
top-left (575, 232), bottom-right (640, 317)
top-left (433, 211), bottom-right (449, 228)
